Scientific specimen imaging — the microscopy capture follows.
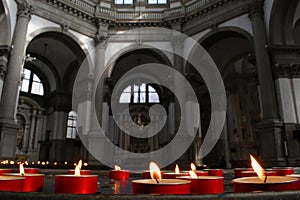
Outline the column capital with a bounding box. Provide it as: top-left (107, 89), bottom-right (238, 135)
top-left (248, 0), bottom-right (264, 20)
top-left (94, 35), bottom-right (108, 48)
top-left (16, 0), bottom-right (32, 20)
top-left (0, 45), bottom-right (11, 80)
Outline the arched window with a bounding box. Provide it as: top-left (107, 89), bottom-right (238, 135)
top-left (21, 68), bottom-right (44, 96)
top-left (119, 83), bottom-right (160, 103)
top-left (66, 111), bottom-right (77, 139)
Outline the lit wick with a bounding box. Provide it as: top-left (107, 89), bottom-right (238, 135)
top-left (264, 173), bottom-right (268, 183)
top-left (155, 179), bottom-right (159, 184)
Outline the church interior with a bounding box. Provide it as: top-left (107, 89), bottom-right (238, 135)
top-left (0, 0), bottom-right (300, 198)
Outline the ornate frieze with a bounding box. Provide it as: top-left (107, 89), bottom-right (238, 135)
top-left (273, 64), bottom-right (300, 79)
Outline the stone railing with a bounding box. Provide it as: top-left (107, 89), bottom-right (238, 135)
top-left (47, 0), bottom-right (229, 22)
top-left (60, 0), bottom-right (95, 14)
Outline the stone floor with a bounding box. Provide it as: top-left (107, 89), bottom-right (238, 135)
top-left (1, 168), bottom-right (300, 199)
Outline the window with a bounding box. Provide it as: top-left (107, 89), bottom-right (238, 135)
top-left (115, 0), bottom-right (133, 4)
top-left (21, 68), bottom-right (44, 96)
top-left (148, 0), bottom-right (167, 4)
top-left (66, 111), bottom-right (77, 139)
top-left (119, 83), bottom-right (160, 103)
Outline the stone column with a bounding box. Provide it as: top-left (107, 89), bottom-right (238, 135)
top-left (86, 30), bottom-right (110, 165)
top-left (0, 45), bottom-right (10, 101)
top-left (0, 1), bottom-right (31, 159)
top-left (0, 1), bottom-right (31, 121)
top-left (171, 27), bottom-right (190, 163)
top-left (249, 1), bottom-right (285, 166)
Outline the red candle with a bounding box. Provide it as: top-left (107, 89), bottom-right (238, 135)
top-left (23, 168), bottom-right (39, 174)
top-left (240, 170), bottom-right (277, 177)
top-left (4, 173), bottom-right (44, 192)
top-left (0, 169), bottom-right (12, 175)
top-left (271, 167), bottom-right (294, 176)
top-left (109, 165), bottom-right (129, 180)
top-left (233, 154), bottom-right (300, 192)
top-left (204, 169), bottom-right (223, 176)
top-left (142, 171), bottom-right (164, 179)
top-left (233, 176), bottom-right (300, 192)
top-left (132, 179), bottom-right (190, 194)
top-left (68, 169), bottom-right (90, 175)
top-left (55, 174), bottom-right (98, 194)
top-left (132, 162), bottom-right (190, 194)
top-left (189, 163), bottom-right (210, 176)
top-left (234, 168), bottom-right (253, 178)
top-left (0, 176), bottom-right (25, 192)
top-left (179, 176), bottom-right (224, 194)
top-left (163, 172), bottom-right (189, 179)
top-left (163, 164), bottom-right (188, 179)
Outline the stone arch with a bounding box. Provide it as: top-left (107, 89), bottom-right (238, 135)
top-left (0, 0), bottom-right (11, 45)
top-left (186, 28), bottom-right (259, 167)
top-left (26, 29), bottom-right (91, 98)
top-left (270, 0), bottom-right (299, 45)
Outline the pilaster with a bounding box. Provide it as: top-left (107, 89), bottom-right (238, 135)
top-left (248, 0), bottom-right (285, 165)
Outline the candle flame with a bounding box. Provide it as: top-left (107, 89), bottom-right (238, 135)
top-left (74, 160), bottom-right (82, 176)
top-left (175, 164), bottom-right (180, 174)
top-left (190, 163), bottom-right (196, 171)
top-left (149, 162), bottom-right (161, 182)
top-left (115, 165), bottom-right (121, 171)
top-left (189, 170), bottom-right (198, 179)
top-left (250, 154), bottom-right (266, 181)
top-left (19, 163), bottom-right (25, 176)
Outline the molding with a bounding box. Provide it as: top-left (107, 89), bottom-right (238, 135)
top-left (182, 0), bottom-right (251, 36)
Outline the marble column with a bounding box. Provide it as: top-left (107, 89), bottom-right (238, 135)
top-left (0, 1), bottom-right (31, 159)
top-left (249, 1), bottom-right (285, 166)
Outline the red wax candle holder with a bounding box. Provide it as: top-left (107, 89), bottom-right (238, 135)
top-left (163, 172), bottom-right (189, 179)
top-left (132, 179), bottom-right (191, 194)
top-left (234, 168), bottom-right (253, 178)
top-left (67, 169), bottom-right (91, 175)
top-left (204, 169), bottom-right (223, 176)
top-left (0, 169), bottom-right (12, 175)
top-left (109, 170), bottom-right (130, 180)
top-left (55, 174), bottom-right (98, 194)
top-left (240, 170), bottom-right (277, 177)
top-left (19, 168), bottom-right (39, 174)
top-left (142, 171), bottom-right (164, 179)
top-left (0, 176), bottom-right (25, 192)
top-left (4, 173), bottom-right (44, 192)
top-left (179, 176), bottom-right (224, 194)
top-left (271, 167), bottom-right (294, 176)
top-left (233, 176), bottom-right (300, 192)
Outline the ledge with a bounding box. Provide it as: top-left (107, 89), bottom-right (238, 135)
top-left (1, 190), bottom-right (300, 200)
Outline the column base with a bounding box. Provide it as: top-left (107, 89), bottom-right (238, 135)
top-left (257, 119), bottom-right (286, 166)
top-left (0, 120), bottom-right (20, 160)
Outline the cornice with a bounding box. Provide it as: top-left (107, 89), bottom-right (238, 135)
top-left (182, 0), bottom-right (251, 36)
top-left (27, 0), bottom-right (241, 39)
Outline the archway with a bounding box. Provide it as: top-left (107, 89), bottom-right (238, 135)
top-left (104, 48), bottom-right (175, 155)
top-left (24, 31), bottom-right (88, 162)
top-left (194, 30), bottom-right (261, 168)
